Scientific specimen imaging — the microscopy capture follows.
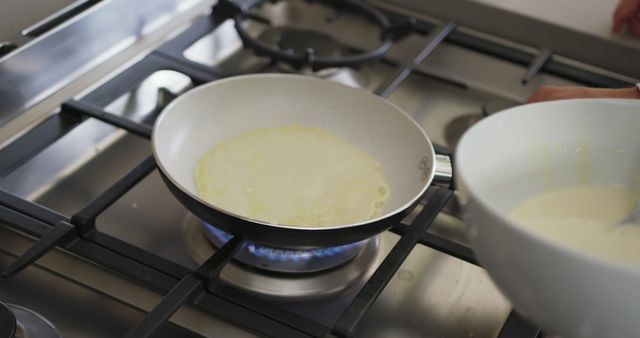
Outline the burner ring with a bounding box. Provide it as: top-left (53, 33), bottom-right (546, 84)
top-left (219, 0), bottom-right (394, 70)
top-left (0, 302), bottom-right (16, 338)
top-left (182, 214), bottom-right (385, 299)
top-left (203, 222), bottom-right (369, 273)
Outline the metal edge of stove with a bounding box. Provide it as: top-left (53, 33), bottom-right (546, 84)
top-left (0, 0), bottom-right (216, 143)
top-left (377, 0), bottom-right (640, 80)
top-left (372, 0), bottom-right (639, 88)
top-left (2, 0), bottom-right (104, 55)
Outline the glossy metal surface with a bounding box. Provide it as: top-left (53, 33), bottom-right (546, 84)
top-left (0, 0), bottom-right (79, 49)
top-left (2, 70), bottom-right (193, 199)
top-left (0, 0), bottom-right (209, 128)
top-left (433, 154), bottom-right (454, 187)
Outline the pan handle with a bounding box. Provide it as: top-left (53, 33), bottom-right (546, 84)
top-left (432, 154), bottom-right (453, 188)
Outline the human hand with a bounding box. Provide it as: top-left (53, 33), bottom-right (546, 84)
top-left (613, 0), bottom-right (640, 36)
top-left (527, 86), bottom-right (640, 103)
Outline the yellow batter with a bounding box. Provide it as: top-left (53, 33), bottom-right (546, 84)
top-left (510, 186), bottom-right (640, 265)
top-left (194, 125), bottom-right (390, 227)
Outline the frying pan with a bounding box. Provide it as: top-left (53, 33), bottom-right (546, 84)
top-left (152, 74), bottom-right (451, 248)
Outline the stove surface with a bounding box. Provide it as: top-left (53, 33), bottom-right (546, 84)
top-left (1, 0), bottom-right (631, 337)
top-left (2, 18), bottom-right (512, 338)
top-left (0, 0), bottom-right (83, 51)
top-left (14, 67), bottom-right (511, 337)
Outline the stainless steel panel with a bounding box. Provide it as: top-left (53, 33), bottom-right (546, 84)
top-left (11, 69), bottom-right (512, 338)
top-left (0, 0), bottom-right (209, 128)
top-left (359, 245), bottom-right (510, 338)
top-left (0, 0), bottom-right (79, 48)
top-left (2, 70), bottom-right (192, 199)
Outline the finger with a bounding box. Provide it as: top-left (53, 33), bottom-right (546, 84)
top-left (526, 95), bottom-right (540, 104)
top-left (526, 91), bottom-right (543, 104)
top-left (613, 18), bottom-right (625, 33)
top-left (613, 0), bottom-right (627, 33)
top-left (614, 0), bottom-right (637, 21)
top-left (612, 0), bottom-right (639, 32)
top-left (527, 87), bottom-right (549, 103)
top-left (628, 17), bottom-right (640, 36)
top-left (527, 87), bottom-right (558, 103)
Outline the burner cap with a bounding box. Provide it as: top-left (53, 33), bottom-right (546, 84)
top-left (0, 303), bottom-right (16, 338)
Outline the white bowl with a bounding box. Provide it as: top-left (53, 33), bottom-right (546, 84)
top-left (455, 99), bottom-right (640, 338)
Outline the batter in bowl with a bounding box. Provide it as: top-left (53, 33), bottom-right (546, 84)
top-left (510, 186), bottom-right (640, 265)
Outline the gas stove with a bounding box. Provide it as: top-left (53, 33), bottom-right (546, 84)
top-left (0, 0), bottom-right (636, 337)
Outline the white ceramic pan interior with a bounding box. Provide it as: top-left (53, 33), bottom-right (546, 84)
top-left (152, 74), bottom-right (435, 228)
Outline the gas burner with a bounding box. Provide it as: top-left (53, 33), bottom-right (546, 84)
top-left (182, 214), bottom-right (383, 299)
top-left (203, 222), bottom-right (368, 273)
top-left (0, 302), bottom-right (61, 338)
top-left (215, 0), bottom-right (404, 70)
top-left (259, 26), bottom-right (370, 88)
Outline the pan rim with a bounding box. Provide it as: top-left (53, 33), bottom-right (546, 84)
top-left (151, 73), bottom-right (436, 232)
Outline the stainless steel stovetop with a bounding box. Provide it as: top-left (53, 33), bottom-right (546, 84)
top-left (0, 0), bottom-right (636, 337)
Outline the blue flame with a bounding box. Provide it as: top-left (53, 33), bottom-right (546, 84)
top-left (203, 223), bottom-right (363, 262)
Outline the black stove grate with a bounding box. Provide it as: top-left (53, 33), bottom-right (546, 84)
top-left (213, 0), bottom-right (397, 71)
top-left (0, 1), bottom-right (631, 337)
